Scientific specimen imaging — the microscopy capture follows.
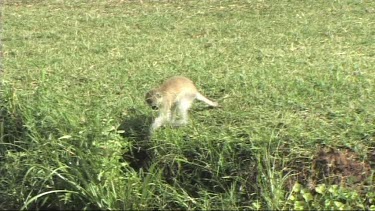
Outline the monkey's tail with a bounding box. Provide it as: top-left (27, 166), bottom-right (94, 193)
top-left (196, 93), bottom-right (219, 107)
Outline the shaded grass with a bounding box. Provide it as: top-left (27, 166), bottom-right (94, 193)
top-left (1, 0), bottom-right (375, 209)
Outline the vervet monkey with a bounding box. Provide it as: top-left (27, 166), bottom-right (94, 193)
top-left (146, 76), bottom-right (219, 132)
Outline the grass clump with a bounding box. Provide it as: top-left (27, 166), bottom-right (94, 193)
top-left (1, 0), bottom-right (374, 210)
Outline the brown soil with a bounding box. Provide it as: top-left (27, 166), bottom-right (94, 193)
top-left (286, 146), bottom-right (373, 191)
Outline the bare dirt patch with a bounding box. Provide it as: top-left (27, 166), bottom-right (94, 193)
top-left (286, 146), bottom-right (373, 191)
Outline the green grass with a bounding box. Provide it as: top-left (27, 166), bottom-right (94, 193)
top-left (1, 0), bottom-right (374, 210)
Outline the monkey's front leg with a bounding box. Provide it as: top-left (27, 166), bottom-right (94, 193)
top-left (150, 110), bottom-right (171, 133)
top-left (151, 116), bottom-right (166, 131)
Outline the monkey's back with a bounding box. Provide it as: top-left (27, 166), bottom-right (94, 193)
top-left (158, 76), bottom-right (198, 102)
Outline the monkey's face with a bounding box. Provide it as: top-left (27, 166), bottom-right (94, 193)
top-left (145, 90), bottom-right (163, 110)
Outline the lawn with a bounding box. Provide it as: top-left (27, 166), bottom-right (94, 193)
top-left (1, 0), bottom-right (374, 210)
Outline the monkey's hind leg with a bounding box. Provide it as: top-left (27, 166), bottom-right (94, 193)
top-left (173, 99), bottom-right (193, 127)
top-left (170, 104), bottom-right (179, 124)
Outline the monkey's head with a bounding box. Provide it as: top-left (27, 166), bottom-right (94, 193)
top-left (145, 89), bottom-right (163, 110)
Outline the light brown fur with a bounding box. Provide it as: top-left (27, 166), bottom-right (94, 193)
top-left (146, 76), bottom-right (218, 132)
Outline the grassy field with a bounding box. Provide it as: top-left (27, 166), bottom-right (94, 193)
top-left (1, 0), bottom-right (374, 210)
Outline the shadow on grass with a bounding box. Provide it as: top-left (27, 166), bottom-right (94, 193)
top-left (117, 108), bottom-right (260, 208)
top-left (117, 106), bottom-right (220, 173)
top-left (118, 111), bottom-right (153, 171)
top-left (0, 102), bottom-right (29, 157)
top-left (160, 139), bottom-right (259, 206)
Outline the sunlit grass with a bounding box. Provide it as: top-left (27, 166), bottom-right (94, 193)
top-left (1, 0), bottom-right (374, 209)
